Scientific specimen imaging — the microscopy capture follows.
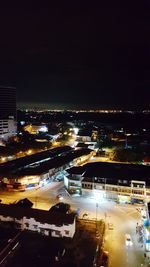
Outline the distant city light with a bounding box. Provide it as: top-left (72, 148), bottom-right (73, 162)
top-left (1, 157), bottom-right (6, 162)
top-left (27, 149), bottom-right (32, 155)
top-left (39, 126), bottom-right (48, 132)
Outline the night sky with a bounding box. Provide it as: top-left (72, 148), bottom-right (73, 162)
top-left (0, 3), bottom-right (150, 109)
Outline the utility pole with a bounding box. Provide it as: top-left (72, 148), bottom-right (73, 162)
top-left (35, 187), bottom-right (38, 208)
top-left (125, 131), bottom-right (128, 149)
top-left (96, 203), bottom-right (98, 229)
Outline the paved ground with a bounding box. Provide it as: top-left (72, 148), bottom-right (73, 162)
top-left (0, 181), bottom-right (148, 266)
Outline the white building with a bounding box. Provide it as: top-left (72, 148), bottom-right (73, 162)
top-left (2, 148), bottom-right (93, 191)
top-left (0, 204), bottom-right (76, 238)
top-left (65, 162), bottom-right (150, 202)
top-left (24, 124), bottom-right (48, 134)
top-left (0, 117), bottom-right (17, 141)
top-left (0, 87), bottom-right (17, 140)
top-left (76, 135), bottom-right (91, 142)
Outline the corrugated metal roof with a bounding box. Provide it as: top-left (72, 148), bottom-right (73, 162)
top-left (8, 148), bottom-right (92, 178)
top-left (0, 146), bottom-right (72, 176)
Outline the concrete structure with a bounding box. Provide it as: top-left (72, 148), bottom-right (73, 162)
top-left (0, 87), bottom-right (16, 119)
top-left (0, 118), bottom-right (17, 140)
top-left (0, 204), bottom-right (76, 238)
top-left (0, 146), bottom-right (72, 176)
top-left (144, 202), bottom-right (150, 251)
top-left (2, 148), bottom-right (93, 190)
top-left (76, 129), bottom-right (92, 142)
top-left (0, 87), bottom-right (17, 140)
top-left (65, 162), bottom-right (150, 201)
top-left (24, 124), bottom-right (48, 134)
top-left (143, 157), bottom-right (150, 166)
top-left (76, 135), bottom-right (91, 142)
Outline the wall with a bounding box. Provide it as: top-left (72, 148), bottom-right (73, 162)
top-left (0, 214), bottom-right (75, 238)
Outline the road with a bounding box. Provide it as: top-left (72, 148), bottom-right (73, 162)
top-left (0, 180), bottom-right (148, 267)
top-left (103, 203), bottom-right (146, 267)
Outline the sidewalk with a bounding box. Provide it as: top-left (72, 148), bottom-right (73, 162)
top-left (134, 222), bottom-right (150, 267)
top-left (144, 252), bottom-right (150, 267)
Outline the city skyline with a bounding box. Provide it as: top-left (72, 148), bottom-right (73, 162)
top-left (0, 3), bottom-right (150, 265)
top-left (0, 3), bottom-right (149, 110)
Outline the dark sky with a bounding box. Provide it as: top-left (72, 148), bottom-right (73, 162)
top-left (0, 3), bottom-right (150, 109)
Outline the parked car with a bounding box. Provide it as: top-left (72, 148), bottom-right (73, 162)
top-left (56, 194), bottom-right (63, 201)
top-left (108, 223), bottom-right (114, 230)
top-left (125, 234), bottom-right (133, 246)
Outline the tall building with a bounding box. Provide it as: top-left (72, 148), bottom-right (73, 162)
top-left (0, 86), bottom-right (16, 119)
top-left (0, 87), bottom-right (17, 141)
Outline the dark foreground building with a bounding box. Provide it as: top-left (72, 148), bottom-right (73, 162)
top-left (0, 86), bottom-right (16, 119)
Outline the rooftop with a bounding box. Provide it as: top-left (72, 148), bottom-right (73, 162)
top-left (0, 146), bottom-right (72, 176)
top-left (0, 204), bottom-right (75, 226)
top-left (67, 161), bottom-right (150, 183)
top-left (9, 148), bottom-right (92, 178)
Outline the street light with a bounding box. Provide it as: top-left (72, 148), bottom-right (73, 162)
top-left (35, 187), bottom-right (39, 208)
top-left (94, 191), bottom-right (99, 230)
top-left (96, 203), bottom-right (98, 228)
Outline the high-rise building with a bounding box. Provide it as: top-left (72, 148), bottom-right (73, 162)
top-left (0, 87), bottom-right (17, 141)
top-left (0, 86), bottom-right (16, 119)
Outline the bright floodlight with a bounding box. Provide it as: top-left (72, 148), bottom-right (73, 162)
top-left (73, 127), bottom-right (79, 135)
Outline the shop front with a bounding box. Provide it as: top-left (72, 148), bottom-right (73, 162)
top-left (144, 220), bottom-right (150, 251)
top-left (118, 195), bottom-right (131, 204)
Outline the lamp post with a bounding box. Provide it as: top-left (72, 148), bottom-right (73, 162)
top-left (35, 187), bottom-right (39, 208)
top-left (125, 131), bottom-right (128, 149)
top-left (94, 191), bottom-right (99, 231)
top-left (96, 202), bottom-right (98, 229)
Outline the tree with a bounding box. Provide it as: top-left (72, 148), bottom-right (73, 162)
top-left (110, 148), bottom-right (142, 163)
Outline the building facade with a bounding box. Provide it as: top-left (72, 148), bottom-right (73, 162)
top-left (0, 87), bottom-right (16, 119)
top-left (65, 162), bottom-right (150, 202)
top-left (2, 148), bottom-right (93, 191)
top-left (0, 87), bottom-right (17, 140)
top-left (0, 204), bottom-right (76, 238)
top-left (0, 118), bottom-right (17, 140)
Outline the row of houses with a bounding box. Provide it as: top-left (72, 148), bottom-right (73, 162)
top-left (144, 202), bottom-right (150, 251)
top-left (0, 204), bottom-right (76, 238)
top-left (64, 162), bottom-right (150, 202)
top-left (0, 145), bottom-right (72, 175)
top-left (1, 148), bottom-right (93, 190)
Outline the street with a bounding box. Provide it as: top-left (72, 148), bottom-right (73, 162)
top-left (0, 180), bottom-right (148, 267)
top-left (103, 203), bottom-right (146, 267)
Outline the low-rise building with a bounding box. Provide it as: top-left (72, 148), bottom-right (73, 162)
top-left (0, 204), bottom-right (76, 238)
top-left (0, 117), bottom-right (17, 141)
top-left (143, 157), bottom-right (150, 166)
top-left (76, 129), bottom-right (92, 142)
top-left (23, 123), bottom-right (48, 134)
top-left (2, 148), bottom-right (93, 190)
top-left (65, 162), bottom-right (150, 202)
